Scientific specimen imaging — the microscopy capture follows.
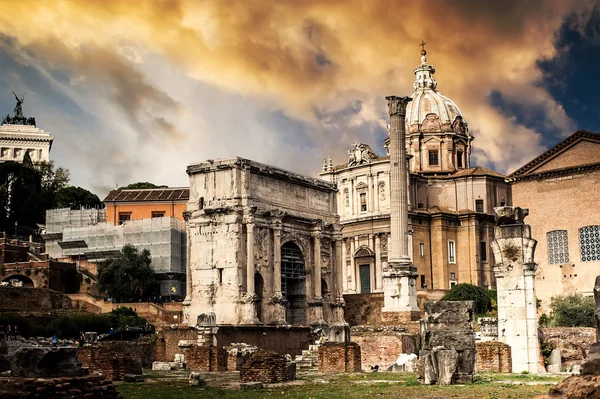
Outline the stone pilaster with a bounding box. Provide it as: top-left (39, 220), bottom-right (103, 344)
top-left (491, 206), bottom-right (538, 373)
top-left (382, 95), bottom-right (419, 318)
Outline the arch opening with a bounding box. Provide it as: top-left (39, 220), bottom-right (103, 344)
top-left (281, 241), bottom-right (306, 325)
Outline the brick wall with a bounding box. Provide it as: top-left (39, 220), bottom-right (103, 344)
top-left (351, 329), bottom-right (417, 371)
top-left (0, 287), bottom-right (71, 312)
top-left (215, 326), bottom-right (314, 358)
top-left (240, 351), bottom-right (296, 383)
top-left (77, 344), bottom-right (142, 380)
top-left (155, 328), bottom-right (198, 362)
top-left (184, 346), bottom-right (227, 371)
top-left (476, 341), bottom-right (512, 373)
top-left (317, 342), bottom-right (362, 372)
top-left (0, 375), bottom-right (120, 398)
top-left (539, 327), bottom-right (596, 367)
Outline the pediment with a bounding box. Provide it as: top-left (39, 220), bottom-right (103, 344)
top-left (422, 135), bottom-right (443, 144)
top-left (355, 182), bottom-right (368, 190)
top-left (510, 130), bottom-right (600, 179)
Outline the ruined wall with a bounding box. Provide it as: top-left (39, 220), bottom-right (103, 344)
top-left (155, 328), bottom-right (198, 362)
top-left (240, 351), bottom-right (296, 383)
top-left (317, 342), bottom-right (361, 372)
top-left (0, 287), bottom-right (71, 312)
top-left (215, 326), bottom-right (314, 358)
top-left (539, 327), bottom-right (595, 367)
top-left (476, 341), bottom-right (512, 373)
top-left (350, 327), bottom-right (417, 371)
top-left (184, 346), bottom-right (227, 371)
top-left (77, 346), bottom-right (142, 381)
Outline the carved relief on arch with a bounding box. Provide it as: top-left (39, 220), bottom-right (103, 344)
top-left (280, 231), bottom-right (310, 258)
top-left (421, 113), bottom-right (441, 132)
top-left (254, 227), bottom-right (269, 262)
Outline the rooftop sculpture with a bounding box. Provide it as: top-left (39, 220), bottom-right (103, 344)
top-left (2, 92), bottom-right (36, 126)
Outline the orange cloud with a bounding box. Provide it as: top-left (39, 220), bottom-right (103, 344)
top-left (0, 0), bottom-right (595, 176)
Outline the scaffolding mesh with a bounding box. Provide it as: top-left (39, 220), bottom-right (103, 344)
top-left (46, 208), bottom-right (106, 234)
top-left (49, 215), bottom-right (185, 273)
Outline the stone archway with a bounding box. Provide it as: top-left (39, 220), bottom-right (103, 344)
top-left (2, 274), bottom-right (34, 288)
top-left (281, 241), bottom-right (306, 326)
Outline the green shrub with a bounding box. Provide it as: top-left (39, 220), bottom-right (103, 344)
top-left (548, 293), bottom-right (594, 327)
top-left (441, 283), bottom-right (496, 314)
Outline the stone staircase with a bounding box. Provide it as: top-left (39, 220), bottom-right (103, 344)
top-left (294, 343), bottom-right (320, 371)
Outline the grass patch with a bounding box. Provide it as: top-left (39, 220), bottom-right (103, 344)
top-left (117, 372), bottom-right (563, 399)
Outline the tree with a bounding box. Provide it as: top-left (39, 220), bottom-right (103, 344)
top-left (55, 186), bottom-right (103, 209)
top-left (548, 293), bottom-right (595, 327)
top-left (97, 245), bottom-right (156, 303)
top-left (121, 182), bottom-right (166, 190)
top-left (441, 283), bottom-right (496, 315)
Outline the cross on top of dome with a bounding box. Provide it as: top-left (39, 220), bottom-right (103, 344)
top-left (413, 41), bottom-right (436, 90)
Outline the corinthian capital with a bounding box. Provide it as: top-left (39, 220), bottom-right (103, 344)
top-left (386, 96), bottom-right (412, 116)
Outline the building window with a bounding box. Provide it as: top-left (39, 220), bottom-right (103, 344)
top-left (475, 199), bottom-right (484, 213)
top-left (448, 241), bottom-right (456, 264)
top-left (218, 268), bottom-right (223, 285)
top-left (500, 201), bottom-right (506, 207)
top-left (457, 151), bottom-right (463, 168)
top-left (480, 241), bottom-right (487, 262)
top-left (152, 211), bottom-right (165, 218)
top-left (419, 243), bottom-right (425, 257)
top-left (360, 193), bottom-right (367, 212)
top-left (118, 212), bottom-right (131, 225)
top-left (579, 226), bottom-right (600, 262)
top-left (428, 150), bottom-right (439, 166)
top-left (420, 275), bottom-right (426, 289)
top-left (199, 197), bottom-right (204, 209)
top-left (547, 230), bottom-right (569, 264)
top-left (450, 272), bottom-right (456, 280)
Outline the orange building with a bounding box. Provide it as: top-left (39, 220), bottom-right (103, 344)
top-left (104, 187), bottom-right (189, 224)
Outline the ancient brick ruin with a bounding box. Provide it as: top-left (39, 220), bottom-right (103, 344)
top-left (240, 351), bottom-right (296, 383)
top-left (476, 341), bottom-right (512, 373)
top-left (317, 342), bottom-right (361, 372)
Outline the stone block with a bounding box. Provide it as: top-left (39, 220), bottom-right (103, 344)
top-left (152, 361), bottom-right (172, 371)
top-left (547, 349), bottom-right (562, 373)
top-left (123, 374), bottom-right (144, 382)
top-left (241, 382), bottom-right (264, 389)
top-left (189, 371), bottom-right (205, 386)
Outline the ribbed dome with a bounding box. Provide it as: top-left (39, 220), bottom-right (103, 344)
top-left (404, 50), bottom-right (465, 133)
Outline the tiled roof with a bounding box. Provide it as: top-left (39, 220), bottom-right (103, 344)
top-left (508, 130), bottom-right (600, 179)
top-left (104, 187), bottom-right (189, 202)
top-left (449, 166), bottom-right (506, 179)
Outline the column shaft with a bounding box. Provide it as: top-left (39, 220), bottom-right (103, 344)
top-left (313, 233), bottom-right (322, 298)
top-left (246, 223), bottom-right (255, 294)
top-left (273, 227), bottom-right (282, 293)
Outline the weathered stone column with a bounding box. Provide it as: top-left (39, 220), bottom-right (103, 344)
top-left (328, 233), bottom-right (350, 343)
top-left (309, 226), bottom-right (325, 326)
top-left (242, 220), bottom-right (260, 324)
top-left (374, 234), bottom-right (381, 291)
top-left (269, 223), bottom-right (287, 325)
top-left (382, 95), bottom-right (419, 321)
top-left (491, 207), bottom-right (538, 373)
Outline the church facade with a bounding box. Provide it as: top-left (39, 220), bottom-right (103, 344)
top-left (320, 48), bottom-right (511, 294)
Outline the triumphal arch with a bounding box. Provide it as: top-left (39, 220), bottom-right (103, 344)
top-left (183, 157), bottom-right (346, 331)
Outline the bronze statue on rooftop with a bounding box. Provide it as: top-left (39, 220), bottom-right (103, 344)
top-left (2, 92), bottom-right (36, 126)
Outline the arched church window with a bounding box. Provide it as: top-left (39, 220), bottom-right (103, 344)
top-left (579, 226), bottom-right (600, 262)
top-left (547, 230), bottom-right (569, 264)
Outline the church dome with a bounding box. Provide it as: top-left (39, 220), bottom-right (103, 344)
top-left (404, 47), bottom-right (465, 134)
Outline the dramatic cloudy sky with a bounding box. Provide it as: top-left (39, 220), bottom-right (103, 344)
top-left (0, 0), bottom-right (598, 197)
